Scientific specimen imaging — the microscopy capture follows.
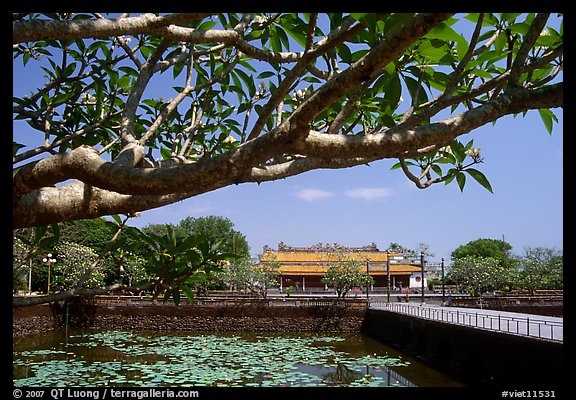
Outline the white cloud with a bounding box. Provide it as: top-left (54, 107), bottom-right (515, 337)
top-left (344, 187), bottom-right (393, 200)
top-left (294, 188), bottom-right (335, 202)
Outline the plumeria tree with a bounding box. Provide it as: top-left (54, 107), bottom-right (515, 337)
top-left (13, 13), bottom-right (562, 228)
top-left (321, 253), bottom-right (374, 298)
top-left (12, 225), bottom-right (61, 294)
top-left (50, 241), bottom-right (105, 292)
top-left (517, 247), bottom-right (562, 293)
top-left (448, 255), bottom-right (518, 295)
top-left (13, 214), bottom-right (235, 306)
top-left (215, 256), bottom-right (280, 298)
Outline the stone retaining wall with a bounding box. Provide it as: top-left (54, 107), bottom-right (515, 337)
top-left (13, 303), bottom-right (367, 337)
top-left (12, 304), bottom-right (58, 337)
top-left (95, 304), bottom-right (366, 332)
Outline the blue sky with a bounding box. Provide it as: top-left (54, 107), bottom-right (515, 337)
top-left (13, 14), bottom-right (563, 264)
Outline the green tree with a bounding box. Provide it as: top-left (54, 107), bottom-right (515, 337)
top-left (257, 254), bottom-right (282, 298)
top-left (178, 216), bottom-right (250, 257)
top-left (59, 219), bottom-right (117, 253)
top-left (321, 253), bottom-right (374, 298)
top-left (51, 217), bottom-right (155, 287)
top-left (448, 255), bottom-right (518, 295)
top-left (107, 248), bottom-right (148, 288)
top-left (142, 223), bottom-right (188, 239)
top-left (451, 238), bottom-right (516, 268)
top-left (13, 238), bottom-right (29, 293)
top-left (215, 257), bottom-right (280, 298)
top-left (13, 225), bottom-right (60, 294)
top-left (13, 212), bottom-right (235, 306)
top-left (58, 219), bottom-right (124, 285)
top-left (517, 247), bottom-right (562, 292)
top-left (13, 13), bottom-right (562, 228)
top-left (135, 225), bottom-right (236, 304)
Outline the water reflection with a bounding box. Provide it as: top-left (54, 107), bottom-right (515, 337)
top-left (298, 361), bottom-right (415, 387)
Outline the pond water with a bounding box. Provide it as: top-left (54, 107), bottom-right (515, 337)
top-left (13, 329), bottom-right (463, 387)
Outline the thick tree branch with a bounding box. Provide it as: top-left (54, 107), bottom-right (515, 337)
top-left (13, 13), bottom-right (215, 44)
top-left (13, 181), bottom-right (192, 228)
top-left (13, 83), bottom-right (561, 228)
top-left (293, 84), bottom-right (563, 159)
top-left (241, 156), bottom-right (378, 183)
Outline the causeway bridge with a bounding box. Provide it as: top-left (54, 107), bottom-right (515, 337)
top-left (363, 299), bottom-right (563, 386)
top-left (369, 301), bottom-right (563, 342)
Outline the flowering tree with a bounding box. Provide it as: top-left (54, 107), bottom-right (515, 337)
top-left (13, 215), bottom-right (234, 306)
top-left (13, 13), bottom-right (562, 228)
top-left (216, 256), bottom-right (281, 298)
top-left (50, 242), bottom-right (105, 291)
top-left (321, 254), bottom-right (374, 298)
top-left (108, 248), bottom-right (148, 288)
top-left (12, 226), bottom-right (60, 294)
top-left (448, 255), bottom-right (518, 295)
top-left (517, 247), bottom-right (562, 292)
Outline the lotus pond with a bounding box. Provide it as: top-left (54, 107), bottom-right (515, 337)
top-left (13, 329), bottom-right (463, 387)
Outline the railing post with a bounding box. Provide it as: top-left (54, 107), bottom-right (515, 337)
top-left (538, 321), bottom-right (541, 338)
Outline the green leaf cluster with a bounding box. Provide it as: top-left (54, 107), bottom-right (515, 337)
top-left (134, 225), bottom-right (238, 305)
top-left (391, 138), bottom-right (493, 193)
top-left (447, 238), bottom-right (562, 293)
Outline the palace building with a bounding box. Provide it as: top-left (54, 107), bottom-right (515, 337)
top-left (258, 242), bottom-right (426, 291)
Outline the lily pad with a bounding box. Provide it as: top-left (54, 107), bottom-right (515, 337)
top-left (14, 330), bottom-right (413, 387)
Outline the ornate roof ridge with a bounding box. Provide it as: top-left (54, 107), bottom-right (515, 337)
top-left (264, 241), bottom-right (380, 253)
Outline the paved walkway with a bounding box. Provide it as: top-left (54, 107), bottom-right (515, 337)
top-left (369, 301), bottom-right (563, 342)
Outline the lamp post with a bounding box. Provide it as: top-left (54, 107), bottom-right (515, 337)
top-left (420, 252), bottom-right (425, 305)
top-left (441, 257), bottom-right (445, 305)
top-left (42, 253), bottom-right (56, 294)
top-left (386, 250), bottom-right (390, 303)
top-left (365, 261), bottom-right (370, 301)
top-left (27, 258), bottom-right (33, 295)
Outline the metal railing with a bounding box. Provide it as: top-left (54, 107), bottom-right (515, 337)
top-left (370, 302), bottom-right (563, 342)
